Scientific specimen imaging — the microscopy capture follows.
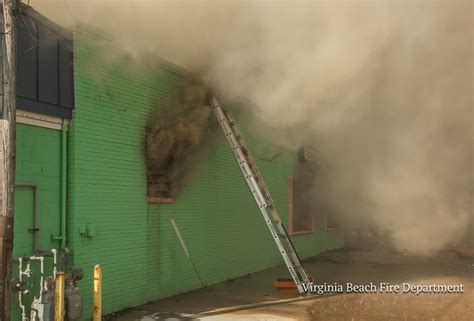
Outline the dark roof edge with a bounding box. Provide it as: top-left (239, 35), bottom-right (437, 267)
top-left (20, 3), bottom-right (73, 40)
top-left (17, 97), bottom-right (73, 119)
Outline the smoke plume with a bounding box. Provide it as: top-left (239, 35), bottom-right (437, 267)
top-left (32, 0), bottom-right (473, 253)
top-left (145, 81), bottom-right (215, 197)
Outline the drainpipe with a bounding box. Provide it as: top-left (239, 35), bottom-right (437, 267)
top-left (61, 121), bottom-right (67, 250)
top-left (15, 183), bottom-right (39, 254)
top-left (51, 121), bottom-right (68, 256)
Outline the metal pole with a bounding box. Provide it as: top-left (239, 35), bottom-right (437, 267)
top-left (93, 264), bottom-right (102, 321)
top-left (170, 218), bottom-right (190, 259)
top-left (60, 122), bottom-right (67, 250)
top-left (54, 272), bottom-right (65, 321)
top-left (0, 0), bottom-right (18, 319)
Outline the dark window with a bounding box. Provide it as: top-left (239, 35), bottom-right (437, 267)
top-left (325, 212), bottom-right (340, 230)
top-left (289, 176), bottom-right (314, 234)
top-left (288, 150), bottom-right (317, 234)
top-left (146, 173), bottom-right (174, 204)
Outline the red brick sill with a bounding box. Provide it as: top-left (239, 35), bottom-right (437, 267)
top-left (288, 229), bottom-right (314, 236)
top-left (147, 197), bottom-right (174, 204)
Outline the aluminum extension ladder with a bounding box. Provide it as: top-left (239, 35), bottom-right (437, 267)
top-left (208, 96), bottom-right (311, 295)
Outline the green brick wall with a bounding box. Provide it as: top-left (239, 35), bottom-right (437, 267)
top-left (70, 29), bottom-right (344, 319)
top-left (13, 123), bottom-right (62, 320)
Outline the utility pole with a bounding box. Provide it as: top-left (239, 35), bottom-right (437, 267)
top-left (0, 0), bottom-right (18, 320)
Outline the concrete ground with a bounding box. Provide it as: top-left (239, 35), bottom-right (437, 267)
top-left (109, 249), bottom-right (473, 321)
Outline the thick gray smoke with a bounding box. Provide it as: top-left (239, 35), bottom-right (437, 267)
top-left (32, 0), bottom-right (473, 253)
top-left (145, 81), bottom-right (215, 197)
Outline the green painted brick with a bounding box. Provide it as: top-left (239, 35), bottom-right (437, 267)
top-left (12, 124), bottom-right (63, 320)
top-left (12, 28), bottom-right (344, 320)
top-left (68, 29), bottom-right (345, 319)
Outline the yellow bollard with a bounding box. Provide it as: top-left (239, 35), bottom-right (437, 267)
top-left (93, 264), bottom-right (102, 321)
top-left (54, 272), bottom-right (65, 321)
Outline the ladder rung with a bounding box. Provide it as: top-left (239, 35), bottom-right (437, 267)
top-left (209, 95), bottom-right (308, 295)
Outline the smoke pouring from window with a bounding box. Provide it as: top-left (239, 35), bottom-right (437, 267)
top-left (145, 81), bottom-right (215, 197)
top-left (33, 0), bottom-right (473, 253)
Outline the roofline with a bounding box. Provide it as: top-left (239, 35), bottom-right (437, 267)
top-left (20, 3), bottom-right (73, 40)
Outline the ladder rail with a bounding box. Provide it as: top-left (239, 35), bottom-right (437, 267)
top-left (212, 97), bottom-right (307, 264)
top-left (209, 96), bottom-right (310, 294)
top-left (227, 111), bottom-right (276, 204)
top-left (219, 105), bottom-right (282, 217)
top-left (212, 103), bottom-right (269, 208)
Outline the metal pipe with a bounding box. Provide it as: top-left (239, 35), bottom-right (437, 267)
top-left (15, 183), bottom-right (39, 254)
top-left (51, 248), bottom-right (57, 279)
top-left (17, 257), bottom-right (27, 321)
top-left (17, 251), bottom-right (59, 320)
top-left (29, 256), bottom-right (45, 302)
top-left (93, 264), bottom-right (102, 321)
top-left (38, 248), bottom-right (58, 279)
top-left (170, 218), bottom-right (190, 259)
top-left (60, 122), bottom-right (67, 250)
top-left (54, 272), bottom-right (65, 321)
top-left (50, 122), bottom-right (68, 270)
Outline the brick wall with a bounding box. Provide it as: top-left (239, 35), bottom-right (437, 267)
top-left (13, 123), bottom-right (62, 319)
top-left (70, 29), bottom-right (344, 318)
